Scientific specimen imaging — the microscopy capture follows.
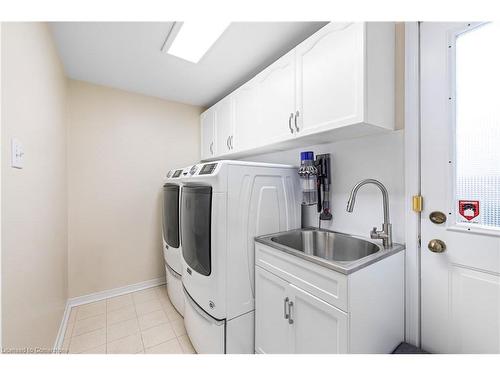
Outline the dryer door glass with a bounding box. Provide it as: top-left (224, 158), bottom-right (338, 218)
top-left (163, 183), bottom-right (180, 248)
top-left (181, 185), bottom-right (212, 276)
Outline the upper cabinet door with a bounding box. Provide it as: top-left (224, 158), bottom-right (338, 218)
top-left (256, 49), bottom-right (296, 144)
top-left (288, 283), bottom-right (348, 354)
top-left (200, 109), bottom-right (215, 160)
top-left (295, 22), bottom-right (365, 136)
top-left (233, 79), bottom-right (259, 151)
top-left (214, 96), bottom-right (234, 156)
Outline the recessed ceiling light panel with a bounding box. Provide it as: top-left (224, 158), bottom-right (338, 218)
top-left (166, 21), bottom-right (230, 63)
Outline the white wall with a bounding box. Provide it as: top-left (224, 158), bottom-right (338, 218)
top-left (67, 80), bottom-right (201, 298)
top-left (1, 22), bottom-right (68, 350)
top-left (240, 130), bottom-right (405, 244)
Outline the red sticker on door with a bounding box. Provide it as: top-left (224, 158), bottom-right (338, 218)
top-left (458, 200), bottom-right (480, 223)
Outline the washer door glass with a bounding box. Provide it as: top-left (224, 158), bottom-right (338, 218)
top-left (181, 185), bottom-right (212, 276)
top-left (162, 183), bottom-right (180, 248)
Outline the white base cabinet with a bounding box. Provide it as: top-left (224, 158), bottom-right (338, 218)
top-left (255, 242), bottom-right (404, 354)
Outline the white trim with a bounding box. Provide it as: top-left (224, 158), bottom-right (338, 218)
top-left (0, 22), bottom-right (3, 351)
top-left (67, 277), bottom-right (166, 307)
top-left (53, 301), bottom-right (71, 353)
top-left (404, 21), bottom-right (421, 347)
top-left (447, 223), bottom-right (500, 238)
top-left (53, 277), bottom-right (166, 351)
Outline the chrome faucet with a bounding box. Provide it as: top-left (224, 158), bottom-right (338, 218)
top-left (346, 179), bottom-right (392, 248)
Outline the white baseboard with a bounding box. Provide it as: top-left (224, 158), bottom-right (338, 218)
top-left (53, 300), bottom-right (71, 353)
top-left (67, 277), bottom-right (166, 307)
top-left (53, 277), bottom-right (166, 351)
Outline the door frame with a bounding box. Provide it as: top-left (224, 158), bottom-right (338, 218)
top-left (403, 21), bottom-right (421, 347)
top-left (0, 22), bottom-right (3, 350)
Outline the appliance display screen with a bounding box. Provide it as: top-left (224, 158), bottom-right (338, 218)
top-left (199, 163), bottom-right (217, 175)
top-left (172, 169), bottom-right (182, 178)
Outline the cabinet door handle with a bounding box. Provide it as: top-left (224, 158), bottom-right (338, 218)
top-left (229, 135), bottom-right (233, 150)
top-left (209, 141), bottom-right (213, 155)
top-left (294, 110), bottom-right (300, 132)
top-left (288, 113), bottom-right (294, 134)
top-left (226, 136), bottom-right (231, 150)
top-left (288, 301), bottom-right (294, 324)
top-left (283, 297), bottom-right (289, 319)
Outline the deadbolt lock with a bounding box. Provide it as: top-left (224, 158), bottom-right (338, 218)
top-left (429, 211), bottom-right (447, 224)
top-left (428, 239), bottom-right (446, 253)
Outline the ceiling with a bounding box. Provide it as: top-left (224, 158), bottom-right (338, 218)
top-left (50, 22), bottom-right (327, 107)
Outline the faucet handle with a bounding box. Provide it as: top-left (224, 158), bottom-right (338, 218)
top-left (370, 227), bottom-right (378, 238)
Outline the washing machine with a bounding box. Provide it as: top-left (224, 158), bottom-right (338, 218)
top-left (162, 166), bottom-right (189, 316)
top-left (179, 160), bottom-right (300, 353)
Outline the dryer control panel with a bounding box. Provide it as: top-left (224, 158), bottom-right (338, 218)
top-left (199, 163), bottom-right (218, 175)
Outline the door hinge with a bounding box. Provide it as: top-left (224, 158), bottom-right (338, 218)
top-left (412, 195), bottom-right (423, 213)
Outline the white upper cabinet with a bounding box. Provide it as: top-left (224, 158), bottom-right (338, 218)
top-left (200, 109), bottom-right (215, 160)
top-left (295, 22), bottom-right (364, 135)
top-left (255, 49), bottom-right (296, 145)
top-left (200, 22), bottom-right (395, 160)
top-left (233, 79), bottom-right (259, 151)
top-left (295, 22), bottom-right (395, 137)
top-left (213, 96), bottom-right (234, 156)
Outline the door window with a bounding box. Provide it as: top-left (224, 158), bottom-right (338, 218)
top-left (454, 22), bottom-right (500, 228)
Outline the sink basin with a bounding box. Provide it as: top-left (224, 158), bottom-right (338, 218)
top-left (270, 230), bottom-right (380, 262)
top-left (256, 228), bottom-right (404, 274)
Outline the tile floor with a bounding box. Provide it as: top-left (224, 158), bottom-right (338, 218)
top-left (62, 285), bottom-right (196, 354)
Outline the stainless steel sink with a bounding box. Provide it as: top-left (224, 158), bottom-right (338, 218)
top-left (270, 230), bottom-right (380, 262)
top-left (256, 228), bottom-right (404, 274)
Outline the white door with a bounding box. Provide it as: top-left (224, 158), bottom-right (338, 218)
top-left (421, 22), bottom-right (500, 354)
top-left (288, 284), bottom-right (348, 354)
top-left (254, 266), bottom-right (291, 353)
top-left (295, 22), bottom-right (364, 136)
top-left (256, 49), bottom-right (296, 144)
top-left (233, 79), bottom-right (259, 151)
top-left (214, 97), bottom-right (234, 155)
top-left (200, 109), bottom-right (215, 159)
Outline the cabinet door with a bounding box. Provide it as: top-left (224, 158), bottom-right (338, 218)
top-left (233, 80), bottom-right (259, 151)
top-left (200, 109), bottom-right (215, 160)
top-left (214, 96), bottom-right (234, 155)
top-left (255, 266), bottom-right (291, 354)
top-left (256, 49), bottom-right (296, 144)
top-left (289, 284), bottom-right (348, 354)
top-left (295, 22), bottom-right (364, 136)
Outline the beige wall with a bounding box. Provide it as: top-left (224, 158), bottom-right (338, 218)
top-left (1, 23), bottom-right (68, 350)
top-left (67, 80), bottom-right (201, 298)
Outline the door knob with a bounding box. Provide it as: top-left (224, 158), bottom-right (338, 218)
top-left (429, 211), bottom-right (447, 224)
top-left (428, 239), bottom-right (446, 253)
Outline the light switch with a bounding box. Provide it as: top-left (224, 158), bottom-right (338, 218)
top-left (11, 138), bottom-right (24, 169)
